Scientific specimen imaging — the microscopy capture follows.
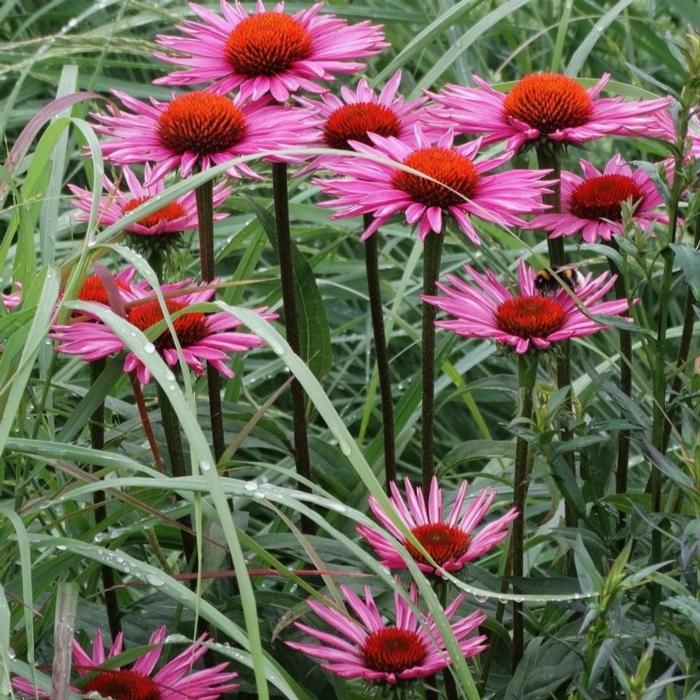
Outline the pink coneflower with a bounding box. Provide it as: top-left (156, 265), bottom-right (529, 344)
top-left (13, 626), bottom-right (238, 699)
top-left (52, 280), bottom-right (276, 383)
top-left (429, 72), bottom-right (674, 153)
top-left (357, 477), bottom-right (517, 575)
top-left (2, 285), bottom-right (21, 310)
top-left (424, 261), bottom-right (630, 354)
top-left (287, 584), bottom-right (486, 684)
top-left (297, 70), bottom-right (433, 171)
top-left (154, 1), bottom-right (387, 102)
top-left (315, 128), bottom-right (552, 243)
top-left (529, 155), bottom-right (668, 243)
top-left (68, 165), bottom-right (232, 238)
top-left (93, 90), bottom-right (317, 182)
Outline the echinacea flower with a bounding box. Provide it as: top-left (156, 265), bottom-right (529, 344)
top-left (52, 279), bottom-right (277, 383)
top-left (315, 128), bottom-right (552, 243)
top-left (424, 261), bottom-right (630, 354)
top-left (93, 90), bottom-right (317, 182)
top-left (287, 584), bottom-right (486, 684)
top-left (297, 70), bottom-right (433, 171)
top-left (154, 1), bottom-right (387, 102)
top-left (357, 477), bottom-right (517, 574)
top-left (2, 284), bottom-right (21, 310)
top-left (529, 155), bottom-right (668, 243)
top-left (13, 626), bottom-right (238, 699)
top-left (429, 72), bottom-right (674, 153)
top-left (68, 165), bottom-right (232, 238)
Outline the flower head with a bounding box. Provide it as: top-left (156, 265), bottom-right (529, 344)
top-left (93, 90), bottom-right (317, 182)
top-left (297, 71), bottom-right (433, 170)
top-left (358, 477), bottom-right (517, 574)
top-left (286, 584), bottom-right (486, 684)
top-left (154, 1), bottom-right (387, 102)
top-left (52, 277), bottom-right (276, 383)
top-left (13, 626), bottom-right (238, 699)
top-left (429, 72), bottom-right (674, 153)
top-left (315, 127), bottom-right (551, 243)
top-left (424, 261), bottom-right (630, 354)
top-left (69, 165), bottom-right (232, 238)
top-left (530, 155), bottom-right (667, 243)
top-left (2, 284), bottom-right (21, 311)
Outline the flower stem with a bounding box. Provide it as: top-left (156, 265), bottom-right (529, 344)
top-left (156, 384), bottom-right (196, 570)
top-left (536, 144), bottom-right (577, 531)
top-left (606, 245), bottom-right (632, 501)
top-left (512, 351), bottom-right (538, 669)
top-left (363, 216), bottom-right (396, 490)
top-left (272, 161), bottom-right (313, 534)
top-left (662, 215), bottom-right (700, 453)
top-left (421, 232), bottom-right (445, 492)
top-left (195, 178), bottom-right (225, 462)
top-left (129, 374), bottom-right (166, 474)
top-left (89, 359), bottom-right (121, 642)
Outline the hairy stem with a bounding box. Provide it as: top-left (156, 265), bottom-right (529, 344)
top-left (512, 352), bottom-right (538, 669)
top-left (89, 360), bottom-right (121, 642)
top-left (195, 178), bottom-right (225, 461)
top-left (536, 145), bottom-right (577, 531)
top-left (421, 232), bottom-right (445, 492)
top-left (363, 216), bottom-right (396, 490)
top-left (129, 375), bottom-right (166, 474)
top-left (272, 162), bottom-right (313, 533)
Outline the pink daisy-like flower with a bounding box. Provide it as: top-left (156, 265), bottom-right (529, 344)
top-left (68, 165), bottom-right (232, 238)
top-left (52, 279), bottom-right (277, 383)
top-left (530, 154), bottom-right (668, 243)
top-left (297, 70), bottom-right (433, 171)
top-left (429, 72), bottom-right (674, 153)
top-left (315, 127), bottom-right (552, 243)
top-left (153, 1), bottom-right (387, 102)
top-left (2, 284), bottom-right (21, 310)
top-left (424, 261), bottom-right (631, 354)
top-left (286, 584), bottom-right (487, 684)
top-left (13, 626), bottom-right (238, 699)
top-left (357, 477), bottom-right (517, 575)
top-left (93, 90), bottom-right (317, 183)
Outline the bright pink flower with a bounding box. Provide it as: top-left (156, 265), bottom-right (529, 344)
top-left (93, 90), bottom-right (317, 182)
top-left (297, 70), bottom-right (434, 171)
top-left (52, 279), bottom-right (276, 383)
top-left (358, 477), bottom-right (517, 575)
top-left (2, 284), bottom-right (21, 310)
top-left (429, 72), bottom-right (674, 153)
top-left (424, 261), bottom-right (630, 354)
top-left (314, 127), bottom-right (552, 243)
top-left (287, 584), bottom-right (487, 684)
top-left (530, 155), bottom-right (668, 243)
top-left (13, 626), bottom-right (238, 699)
top-left (154, 1), bottom-right (387, 102)
top-left (68, 165), bottom-right (232, 237)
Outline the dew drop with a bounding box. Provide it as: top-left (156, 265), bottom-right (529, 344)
top-left (338, 441), bottom-right (352, 457)
top-left (56, 544), bottom-right (68, 551)
top-left (474, 593), bottom-right (489, 603)
top-left (200, 461), bottom-right (212, 472)
top-left (164, 370), bottom-right (176, 381)
top-left (146, 574), bottom-right (165, 587)
top-left (143, 342), bottom-right (156, 354)
top-left (244, 481), bottom-right (258, 492)
top-left (498, 597), bottom-right (508, 605)
top-left (7, 647), bottom-right (16, 660)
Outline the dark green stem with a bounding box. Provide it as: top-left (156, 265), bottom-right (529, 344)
top-left (536, 144), bottom-right (577, 531)
top-left (606, 247), bottom-right (632, 501)
top-left (421, 232), bottom-right (445, 492)
top-left (195, 178), bottom-right (225, 462)
top-left (272, 162), bottom-right (313, 533)
top-left (662, 216), bottom-right (700, 453)
top-left (363, 216), bottom-right (396, 490)
top-left (89, 360), bottom-right (121, 642)
top-left (157, 385), bottom-right (196, 570)
top-left (512, 352), bottom-right (538, 669)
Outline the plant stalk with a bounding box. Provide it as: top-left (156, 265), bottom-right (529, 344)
top-left (421, 232), bottom-right (445, 492)
top-left (512, 352), bottom-right (538, 669)
top-left (157, 384), bottom-right (196, 570)
top-left (272, 161), bottom-right (313, 533)
top-left (363, 216), bottom-right (396, 490)
top-left (89, 359), bottom-right (121, 642)
top-left (195, 178), bottom-right (225, 462)
top-left (606, 247), bottom-right (632, 499)
top-left (536, 144), bottom-right (577, 531)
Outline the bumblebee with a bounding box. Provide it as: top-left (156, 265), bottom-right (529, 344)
top-left (535, 266), bottom-right (582, 295)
